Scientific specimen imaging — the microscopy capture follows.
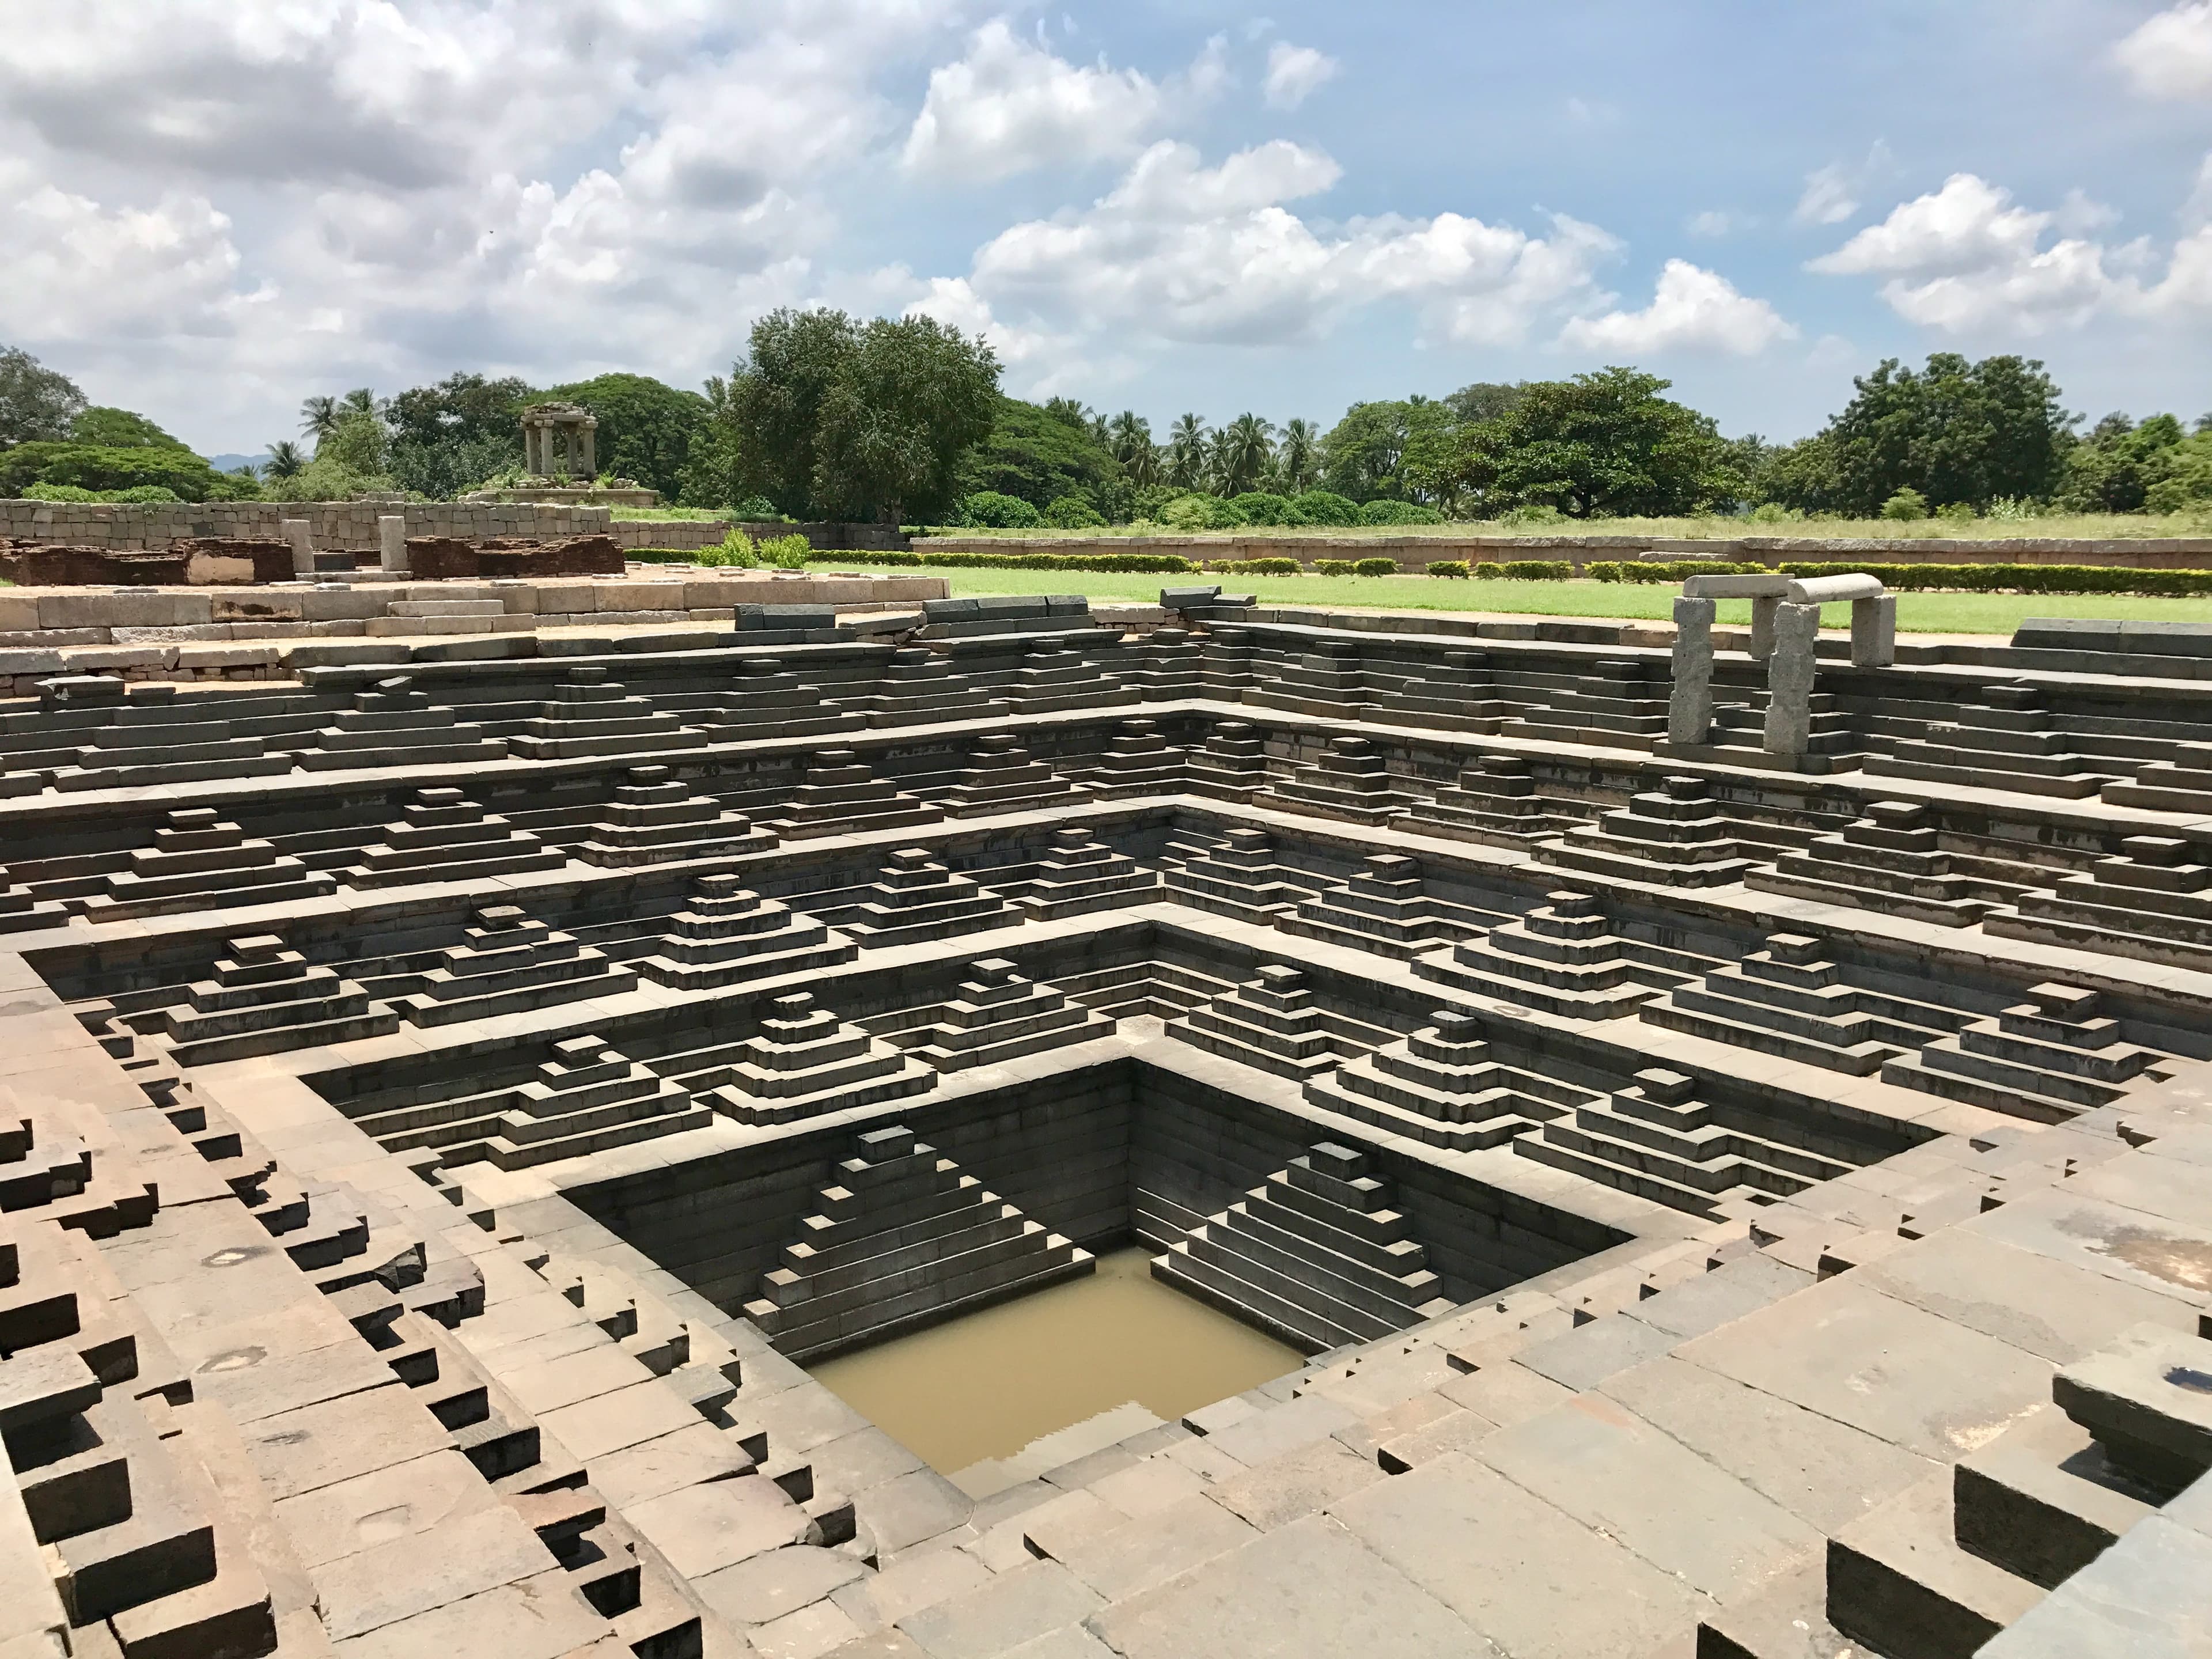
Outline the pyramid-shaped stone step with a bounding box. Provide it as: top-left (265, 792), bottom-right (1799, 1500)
top-left (157, 933), bottom-right (399, 1066)
top-left (1275, 853), bottom-right (1490, 960)
top-left (633, 876), bottom-right (856, 992)
top-left (79, 808), bottom-right (339, 921)
top-left (341, 787), bottom-right (569, 888)
top-left (1748, 799), bottom-right (1995, 927)
top-left (1881, 983), bottom-right (2161, 1123)
top-left (1162, 828), bottom-right (1338, 927)
top-left (1015, 827), bottom-right (1158, 920)
top-left (298, 674), bottom-right (507, 770)
top-left (760, 749), bottom-right (944, 839)
top-left (857, 648), bottom-right (1010, 728)
top-left (507, 667), bottom-right (709, 759)
top-left (704, 993), bottom-right (935, 1126)
top-left (391, 905), bottom-right (639, 1027)
top-left (576, 764), bottom-right (776, 866)
top-left (1002, 646), bottom-right (1123, 713)
top-left (1866, 681), bottom-right (2116, 798)
top-left (1186, 721), bottom-right (1270, 798)
top-left (1305, 1009), bottom-right (1593, 1152)
top-left (1255, 736), bottom-right (1414, 826)
top-left (1398, 755), bottom-right (1594, 851)
top-left (1085, 718), bottom-right (1185, 795)
top-left (835, 849), bottom-right (1017, 946)
top-left (1535, 774), bottom-right (1756, 888)
top-left (681, 657), bottom-right (863, 740)
top-left (1413, 890), bottom-right (1659, 1020)
top-left (1164, 965), bottom-right (1372, 1081)
top-left (881, 958), bottom-right (1113, 1071)
top-left (1152, 1142), bottom-right (1452, 1354)
top-left (1988, 834), bottom-right (2212, 969)
top-left (938, 733), bottom-right (1081, 816)
top-left (744, 1124), bottom-right (1092, 1360)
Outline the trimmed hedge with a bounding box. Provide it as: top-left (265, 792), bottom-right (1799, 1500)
top-left (1312, 559), bottom-right (1356, 575)
top-left (1777, 560), bottom-right (2212, 596)
top-left (1588, 559), bottom-right (1775, 583)
top-left (1210, 557), bottom-right (1303, 575)
top-left (1427, 560), bottom-right (1470, 578)
top-left (1499, 560), bottom-right (1573, 579)
top-left (1352, 557), bottom-right (1397, 577)
top-left (833, 548), bottom-right (1202, 574)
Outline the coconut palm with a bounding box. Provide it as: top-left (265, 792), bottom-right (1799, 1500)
top-left (1105, 411), bottom-right (1158, 488)
top-left (298, 395), bottom-right (338, 441)
top-left (1166, 414), bottom-right (1209, 490)
top-left (264, 439), bottom-right (305, 479)
top-left (1273, 418), bottom-right (1319, 494)
top-left (340, 387), bottom-right (377, 420)
top-left (1215, 412), bottom-right (1276, 497)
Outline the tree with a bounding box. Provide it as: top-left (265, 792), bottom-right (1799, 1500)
top-left (1444, 381), bottom-right (1525, 425)
top-left (0, 346), bottom-right (86, 446)
top-left (1807, 353), bottom-right (2072, 514)
top-left (2056, 412), bottom-right (2186, 514)
top-left (1214, 414), bottom-right (1275, 496)
top-left (1105, 411), bottom-right (1158, 489)
top-left (809, 314), bottom-right (1000, 523)
top-left (722, 308), bottom-right (866, 516)
top-left (384, 372), bottom-right (535, 498)
top-left (67, 406), bottom-right (185, 448)
top-left (1446, 366), bottom-right (1739, 519)
top-left (264, 440), bottom-right (306, 480)
top-left (955, 395), bottom-right (1120, 516)
top-left (1321, 398), bottom-right (1458, 503)
top-left (0, 441), bottom-right (260, 502)
top-left (542, 372), bottom-right (711, 501)
top-left (1165, 414), bottom-right (1209, 490)
top-left (299, 396), bottom-right (339, 442)
top-left (1272, 418), bottom-right (1320, 493)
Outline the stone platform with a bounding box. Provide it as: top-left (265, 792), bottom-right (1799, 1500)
top-left (0, 596), bottom-right (2205, 1658)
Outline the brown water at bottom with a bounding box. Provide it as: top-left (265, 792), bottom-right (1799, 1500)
top-left (808, 1247), bottom-right (1303, 1474)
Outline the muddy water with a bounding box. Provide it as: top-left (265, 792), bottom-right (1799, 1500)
top-left (808, 1247), bottom-right (1302, 1474)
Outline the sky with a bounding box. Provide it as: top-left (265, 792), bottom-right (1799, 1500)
top-left (5, 0), bottom-right (2212, 458)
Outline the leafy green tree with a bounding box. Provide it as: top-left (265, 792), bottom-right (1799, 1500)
top-left (69, 407), bottom-right (185, 448)
top-left (385, 372), bottom-right (533, 498)
top-left (959, 490), bottom-right (1043, 528)
top-left (299, 395), bottom-right (339, 442)
top-left (809, 315), bottom-right (999, 522)
top-left (0, 346), bottom-right (86, 446)
top-left (1444, 381), bottom-right (1525, 425)
top-left (0, 442), bottom-right (259, 501)
top-left (2056, 412), bottom-right (2186, 513)
top-left (1802, 353), bottom-right (2072, 514)
top-left (264, 440), bottom-right (305, 479)
top-left (722, 308), bottom-right (866, 516)
top-left (1105, 411), bottom-right (1158, 489)
top-left (1043, 494), bottom-right (1106, 528)
top-left (956, 395), bottom-right (1120, 516)
top-left (541, 372), bottom-right (711, 501)
top-left (1447, 366), bottom-right (1738, 519)
top-left (2146, 433), bottom-right (2212, 513)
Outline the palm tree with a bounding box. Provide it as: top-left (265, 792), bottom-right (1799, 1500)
top-left (298, 395), bottom-right (338, 441)
top-left (340, 387), bottom-right (377, 420)
top-left (1105, 411), bottom-right (1158, 488)
top-left (1274, 418), bottom-right (1319, 494)
top-left (1217, 412), bottom-right (1276, 497)
top-left (264, 439), bottom-right (305, 479)
top-left (1166, 414), bottom-right (1208, 490)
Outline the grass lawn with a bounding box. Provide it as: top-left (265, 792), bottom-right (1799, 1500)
top-left (814, 562), bottom-right (2212, 637)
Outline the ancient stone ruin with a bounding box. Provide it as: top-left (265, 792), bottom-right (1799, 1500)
top-left (0, 582), bottom-right (2203, 1658)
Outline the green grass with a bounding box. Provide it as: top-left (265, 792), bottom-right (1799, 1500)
top-left (918, 510), bottom-right (2211, 543)
top-left (815, 562), bottom-right (2212, 637)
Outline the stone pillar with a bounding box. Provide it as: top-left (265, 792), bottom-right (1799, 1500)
top-left (1668, 595), bottom-right (1716, 745)
top-left (578, 421), bottom-right (596, 479)
top-left (282, 518), bottom-right (314, 577)
top-left (1852, 594), bottom-right (1897, 667)
top-left (1761, 602), bottom-right (1821, 758)
top-left (378, 514), bottom-right (408, 574)
top-left (1749, 594), bottom-right (1781, 660)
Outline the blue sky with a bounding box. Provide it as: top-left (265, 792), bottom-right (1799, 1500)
top-left (3, 0), bottom-right (2210, 455)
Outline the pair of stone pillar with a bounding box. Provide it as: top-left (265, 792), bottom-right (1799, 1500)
top-left (1668, 571), bottom-right (1895, 761)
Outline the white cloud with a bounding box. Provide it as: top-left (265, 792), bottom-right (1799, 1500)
top-left (1808, 172), bottom-right (2119, 332)
top-left (2114, 2), bottom-right (2212, 99)
top-left (1559, 259), bottom-right (1796, 355)
top-left (0, 176), bottom-right (260, 343)
top-left (1263, 43), bottom-right (1337, 109)
top-left (1686, 210), bottom-right (1740, 238)
top-left (1794, 163), bottom-right (1860, 226)
top-left (959, 139), bottom-right (1620, 354)
top-left (902, 21), bottom-right (1218, 182)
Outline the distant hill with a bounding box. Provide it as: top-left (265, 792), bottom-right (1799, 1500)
top-left (207, 452), bottom-right (271, 474)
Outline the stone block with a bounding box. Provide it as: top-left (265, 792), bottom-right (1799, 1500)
top-left (39, 593), bottom-right (212, 629)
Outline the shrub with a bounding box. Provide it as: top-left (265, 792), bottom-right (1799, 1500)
top-left (1747, 502), bottom-right (1802, 524)
top-left (757, 533), bottom-right (812, 569)
top-left (1880, 487), bottom-right (1929, 521)
top-left (1360, 498), bottom-right (1446, 526)
top-left (1983, 496), bottom-right (2037, 522)
top-left (1313, 559), bottom-right (1357, 575)
top-left (959, 490), bottom-right (1044, 529)
top-left (1472, 561), bottom-right (1503, 577)
top-left (696, 529), bottom-right (759, 568)
top-left (1211, 557), bottom-right (1302, 575)
top-left (1495, 503), bottom-right (1569, 527)
top-left (1936, 501), bottom-right (1977, 521)
top-left (1352, 557), bottom-right (1398, 577)
top-left (828, 549), bottom-right (1202, 574)
top-left (1426, 560), bottom-right (1470, 579)
top-left (1588, 558), bottom-right (1774, 584)
top-left (1229, 491), bottom-right (1294, 526)
top-left (1776, 560), bottom-right (2212, 597)
top-left (1289, 489), bottom-right (1363, 527)
top-left (730, 495), bottom-right (781, 520)
top-left (1043, 494), bottom-right (1107, 529)
top-left (1501, 560), bottom-right (1573, 579)
top-left (21, 483), bottom-right (99, 501)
